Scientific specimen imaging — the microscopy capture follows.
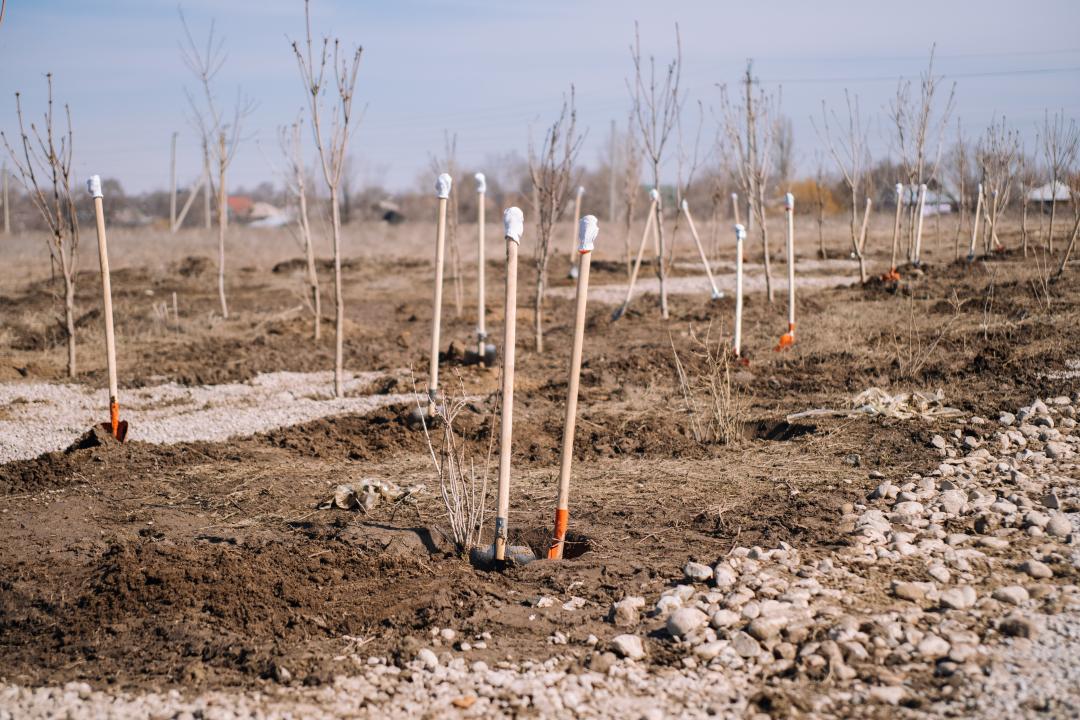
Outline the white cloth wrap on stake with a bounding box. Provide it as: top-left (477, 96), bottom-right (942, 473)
top-left (474, 172), bottom-right (486, 194)
top-left (649, 188), bottom-right (660, 203)
top-left (680, 199), bottom-right (688, 212)
top-left (735, 223), bottom-right (746, 242)
top-left (578, 215), bottom-right (598, 253)
top-left (504, 207), bottom-right (524, 244)
top-left (576, 185), bottom-right (585, 198)
top-left (785, 192), bottom-right (794, 211)
top-left (435, 173), bottom-right (452, 199)
top-left (87, 175), bottom-right (103, 199)
top-left (895, 183), bottom-right (903, 198)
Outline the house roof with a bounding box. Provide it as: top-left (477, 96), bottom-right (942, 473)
top-left (1027, 181), bottom-right (1072, 202)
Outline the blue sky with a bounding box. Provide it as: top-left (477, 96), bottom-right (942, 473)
top-left (2, 0), bottom-right (1078, 193)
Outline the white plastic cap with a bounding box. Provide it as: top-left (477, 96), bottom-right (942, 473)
top-left (87, 175), bottom-right (103, 199)
top-left (649, 188), bottom-right (660, 202)
top-left (503, 207), bottom-right (524, 243)
top-left (784, 192), bottom-right (794, 211)
top-left (578, 215), bottom-right (598, 253)
top-left (576, 185), bottom-right (585, 197)
top-left (895, 183), bottom-right (903, 196)
top-left (977, 182), bottom-right (983, 192)
top-left (435, 173), bottom-right (452, 199)
top-left (474, 172), bottom-right (486, 194)
top-left (680, 199), bottom-right (689, 212)
top-left (919, 183), bottom-right (927, 193)
top-left (734, 223), bottom-right (746, 242)
top-left (730, 192), bottom-right (738, 201)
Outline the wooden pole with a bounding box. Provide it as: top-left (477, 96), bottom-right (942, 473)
top-left (428, 174), bottom-right (452, 414)
top-left (681, 200), bottom-right (722, 299)
top-left (475, 173), bottom-right (487, 362)
top-left (87, 176), bottom-right (122, 439)
top-left (912, 184), bottom-right (927, 266)
top-left (569, 186), bottom-right (584, 279)
top-left (856, 197), bottom-right (872, 283)
top-left (169, 132), bottom-right (178, 233)
top-left (776, 193), bottom-right (796, 350)
top-left (734, 224), bottom-right (745, 357)
top-left (217, 131), bottom-right (229, 319)
top-left (888, 183), bottom-right (903, 278)
top-left (172, 173), bottom-right (205, 232)
top-left (549, 215), bottom-right (596, 560)
top-left (967, 183), bottom-right (983, 261)
top-left (202, 140), bottom-right (212, 230)
top-left (611, 189), bottom-right (658, 321)
top-left (495, 207), bottom-right (523, 562)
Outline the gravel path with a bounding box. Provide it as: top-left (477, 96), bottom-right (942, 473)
top-left (0, 371), bottom-right (414, 463)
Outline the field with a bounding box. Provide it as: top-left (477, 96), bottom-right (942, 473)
top-left (1, 213), bottom-right (1079, 718)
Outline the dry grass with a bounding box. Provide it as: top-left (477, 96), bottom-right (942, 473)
top-left (670, 323), bottom-right (747, 446)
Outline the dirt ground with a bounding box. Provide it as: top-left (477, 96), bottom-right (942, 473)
top-left (0, 213), bottom-right (1077, 706)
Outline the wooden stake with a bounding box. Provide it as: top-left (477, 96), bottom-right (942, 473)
top-left (611, 189), bottom-right (658, 321)
top-left (734, 224), bottom-right (745, 357)
top-left (568, 186), bottom-right (584, 279)
top-left (475, 173), bottom-right (487, 362)
top-left (217, 131), bottom-right (229, 319)
top-left (428, 174), bottom-right (452, 415)
top-left (912, 184), bottom-right (927, 266)
top-left (549, 215), bottom-right (597, 560)
top-left (967, 183), bottom-right (983, 261)
top-left (169, 132), bottom-right (178, 234)
top-left (87, 176), bottom-right (123, 439)
top-left (776, 193), bottom-right (796, 351)
top-left (172, 172), bottom-right (205, 232)
top-left (495, 207), bottom-right (523, 562)
top-left (886, 183), bottom-right (903, 280)
top-left (680, 200), bottom-right (722, 299)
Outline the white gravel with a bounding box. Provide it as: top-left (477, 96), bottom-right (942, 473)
top-left (0, 371), bottom-right (414, 463)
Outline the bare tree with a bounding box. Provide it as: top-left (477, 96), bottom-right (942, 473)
top-left (1, 75), bottom-right (80, 376)
top-left (292, 0), bottom-right (363, 398)
top-left (812, 153), bottom-right (828, 259)
top-left (279, 117), bottom-right (321, 340)
top-left (976, 116), bottom-right (1020, 256)
top-left (720, 62), bottom-right (779, 301)
top-left (774, 115), bottom-right (795, 193)
top-left (620, 115), bottom-right (642, 277)
top-left (629, 22), bottom-right (682, 318)
top-left (429, 132), bottom-right (464, 316)
top-left (527, 88), bottom-right (584, 353)
top-left (889, 45), bottom-right (955, 260)
top-left (815, 90), bottom-right (870, 282)
top-left (945, 120), bottom-right (971, 260)
top-left (1040, 110), bottom-right (1080, 253)
top-left (179, 10), bottom-right (254, 320)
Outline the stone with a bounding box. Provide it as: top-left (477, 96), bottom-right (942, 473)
top-left (694, 641), bottom-right (727, 661)
top-left (416, 648), bottom-right (439, 671)
top-left (917, 634), bottom-right (950, 659)
top-left (589, 651), bottom-right (617, 673)
top-left (711, 609), bottom-right (741, 629)
top-left (611, 634), bottom-right (645, 660)
top-left (892, 581), bottom-right (932, 603)
top-left (992, 586), bottom-right (1029, 605)
top-left (931, 435), bottom-right (948, 449)
top-left (1045, 441), bottom-right (1068, 459)
top-left (1018, 559), bottom-right (1053, 579)
top-left (999, 615), bottom-right (1037, 639)
top-left (713, 565), bottom-right (737, 589)
top-left (1024, 511), bottom-right (1050, 529)
top-left (939, 489), bottom-right (967, 515)
top-left (1046, 514), bottom-right (1072, 538)
top-left (747, 615), bottom-right (787, 641)
top-left (1042, 493), bottom-right (1062, 510)
top-left (729, 631), bottom-right (761, 658)
top-left (870, 686), bottom-right (907, 705)
top-left (928, 565), bottom-right (951, 584)
top-left (684, 561), bottom-right (713, 582)
top-left (667, 607), bottom-right (709, 638)
top-left (939, 585), bottom-right (977, 610)
top-left (611, 597), bottom-right (645, 628)
top-left (892, 501), bottom-right (925, 517)
top-left (999, 412), bottom-right (1016, 426)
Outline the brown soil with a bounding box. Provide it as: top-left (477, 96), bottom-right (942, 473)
top-left (1, 223), bottom-right (1077, 695)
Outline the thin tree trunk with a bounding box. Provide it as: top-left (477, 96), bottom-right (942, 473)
top-left (655, 197), bottom-right (670, 319)
top-left (757, 185), bottom-right (773, 303)
top-left (64, 272), bottom-right (76, 378)
top-left (534, 271), bottom-right (545, 353)
top-left (299, 181), bottom-right (320, 341)
top-left (1048, 196), bottom-right (1057, 253)
top-left (217, 133), bottom-right (228, 319)
top-left (1056, 212), bottom-right (1080, 276)
top-left (331, 192), bottom-right (344, 398)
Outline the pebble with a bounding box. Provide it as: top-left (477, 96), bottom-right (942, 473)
top-left (1018, 559), bottom-right (1053, 579)
top-left (729, 631), bottom-right (762, 658)
top-left (611, 634), bottom-right (646, 660)
top-left (917, 634), bottom-right (951, 659)
top-left (939, 585), bottom-right (977, 610)
top-left (683, 561), bottom-right (713, 582)
top-left (667, 608), bottom-right (709, 639)
top-left (1046, 514), bottom-right (1072, 538)
top-left (992, 586), bottom-right (1029, 605)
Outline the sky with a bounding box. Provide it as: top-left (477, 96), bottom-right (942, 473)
top-left (1, 0), bottom-right (1079, 195)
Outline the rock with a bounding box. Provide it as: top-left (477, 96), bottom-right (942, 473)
top-left (684, 561), bottom-right (713, 582)
top-left (589, 651), bottom-right (617, 673)
top-left (869, 482), bottom-right (896, 500)
top-left (416, 648), bottom-right (439, 671)
top-left (917, 634), bottom-right (950, 660)
top-left (711, 609), bottom-right (741, 629)
top-left (893, 501), bottom-right (925, 517)
top-left (667, 608), bottom-right (709, 638)
top-left (1018, 559), bottom-right (1053, 579)
top-left (562, 597), bottom-right (586, 611)
top-left (1045, 441), bottom-right (1068, 459)
top-left (713, 565), bottom-right (737, 589)
top-left (1024, 511), bottom-right (1050, 529)
top-left (1046, 514), bottom-right (1072, 538)
top-left (999, 615), bottom-right (1037, 639)
top-left (892, 581), bottom-right (933, 603)
top-left (611, 634), bottom-right (645, 660)
top-left (999, 412), bottom-right (1016, 426)
top-left (611, 597), bottom-right (645, 628)
top-left (747, 615), bottom-right (787, 641)
top-left (271, 662), bottom-right (292, 684)
top-left (939, 489), bottom-right (967, 515)
top-left (992, 586), bottom-right (1029, 605)
top-left (870, 686), bottom-right (907, 705)
top-left (1043, 493), bottom-right (1062, 510)
top-left (694, 641), bottom-right (727, 661)
top-left (729, 631), bottom-right (761, 658)
top-left (928, 565), bottom-right (951, 584)
top-left (939, 585), bottom-right (977, 610)
top-left (439, 628), bottom-right (457, 643)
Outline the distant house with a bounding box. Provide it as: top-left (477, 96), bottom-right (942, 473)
top-left (881, 185), bottom-right (954, 216)
top-left (227, 195), bottom-right (255, 219)
top-left (226, 195), bottom-right (289, 227)
top-left (1026, 181), bottom-right (1072, 206)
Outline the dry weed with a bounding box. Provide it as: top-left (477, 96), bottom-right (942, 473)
top-left (670, 323), bottom-right (746, 446)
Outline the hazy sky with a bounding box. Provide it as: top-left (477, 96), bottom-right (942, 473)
top-left (2, 0), bottom-right (1079, 194)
